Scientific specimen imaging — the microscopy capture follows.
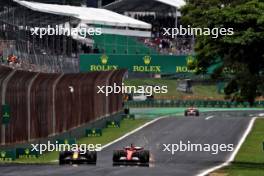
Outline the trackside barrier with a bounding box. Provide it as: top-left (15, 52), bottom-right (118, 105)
top-left (16, 148), bottom-right (40, 159)
top-left (125, 100), bottom-right (264, 108)
top-left (86, 129), bottom-right (102, 137)
top-left (106, 120), bottom-right (120, 128)
top-left (1, 111), bottom-right (136, 160)
top-left (0, 112), bottom-right (123, 151)
top-left (57, 138), bottom-right (76, 145)
top-left (122, 114), bottom-right (135, 120)
top-left (0, 149), bottom-right (16, 161)
top-left (0, 65), bottom-right (126, 145)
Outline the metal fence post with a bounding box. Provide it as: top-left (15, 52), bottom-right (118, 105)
top-left (1, 70), bottom-right (16, 145)
top-left (27, 73), bottom-right (39, 141)
top-left (52, 73), bottom-right (64, 135)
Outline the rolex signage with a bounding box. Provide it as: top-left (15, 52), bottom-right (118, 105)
top-left (80, 54), bottom-right (196, 74)
top-left (90, 54), bottom-right (119, 71)
top-left (133, 56), bottom-right (161, 73)
top-left (176, 55), bottom-right (197, 73)
top-left (2, 104), bottom-right (11, 124)
top-left (0, 149), bottom-right (16, 161)
top-left (16, 148), bottom-right (40, 159)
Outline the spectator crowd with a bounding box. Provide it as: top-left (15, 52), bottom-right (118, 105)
top-left (136, 14), bottom-right (194, 55)
top-left (0, 40), bottom-right (61, 73)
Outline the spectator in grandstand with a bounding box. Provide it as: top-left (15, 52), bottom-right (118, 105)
top-left (7, 54), bottom-right (17, 64)
top-left (136, 14), bottom-right (194, 55)
top-left (93, 47), bottom-right (100, 54)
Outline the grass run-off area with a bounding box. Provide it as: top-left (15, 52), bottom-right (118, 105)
top-left (12, 118), bottom-right (149, 164)
top-left (211, 118), bottom-right (264, 176)
top-left (124, 78), bottom-right (224, 100)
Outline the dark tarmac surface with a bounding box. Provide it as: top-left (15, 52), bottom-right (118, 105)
top-left (0, 111), bottom-right (262, 176)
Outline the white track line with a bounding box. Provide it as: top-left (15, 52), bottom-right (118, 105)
top-left (53, 115), bottom-right (168, 162)
top-left (101, 115), bottom-right (170, 150)
top-left (196, 116), bottom-right (257, 176)
top-left (205, 116), bottom-right (214, 120)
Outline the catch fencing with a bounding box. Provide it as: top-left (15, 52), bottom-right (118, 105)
top-left (0, 65), bottom-right (126, 145)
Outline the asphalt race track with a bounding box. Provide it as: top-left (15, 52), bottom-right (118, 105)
top-left (0, 111), bottom-right (263, 176)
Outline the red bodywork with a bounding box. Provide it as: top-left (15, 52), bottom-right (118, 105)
top-left (185, 107), bottom-right (199, 116)
top-left (113, 145), bottom-right (150, 166)
top-left (188, 108), bottom-right (196, 112)
top-left (187, 107), bottom-right (197, 111)
top-left (124, 146), bottom-right (143, 160)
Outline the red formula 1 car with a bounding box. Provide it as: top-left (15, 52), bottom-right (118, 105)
top-left (113, 144), bottom-right (150, 166)
top-left (184, 107), bottom-right (200, 116)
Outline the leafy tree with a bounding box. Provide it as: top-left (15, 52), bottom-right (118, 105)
top-left (181, 0), bottom-right (264, 105)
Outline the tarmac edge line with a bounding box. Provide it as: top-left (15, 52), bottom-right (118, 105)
top-left (196, 116), bottom-right (257, 176)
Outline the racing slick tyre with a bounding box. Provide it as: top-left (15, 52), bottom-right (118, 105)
top-left (139, 150), bottom-right (150, 163)
top-left (196, 111), bottom-right (200, 116)
top-left (59, 152), bottom-right (65, 165)
top-left (59, 151), bottom-right (72, 165)
top-left (184, 111), bottom-right (188, 116)
top-left (85, 151), bottom-right (97, 164)
top-left (113, 150), bottom-right (126, 162)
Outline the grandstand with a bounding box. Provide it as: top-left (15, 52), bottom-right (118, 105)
top-left (105, 0), bottom-right (185, 12)
top-left (0, 0), bottom-right (159, 73)
top-left (0, 1), bottom-right (80, 73)
top-left (0, 0), bottom-right (195, 73)
top-left (92, 34), bottom-right (157, 54)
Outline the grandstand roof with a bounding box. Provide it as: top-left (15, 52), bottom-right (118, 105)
top-left (104, 0), bottom-right (186, 12)
top-left (13, 0), bottom-right (152, 29)
top-left (157, 0), bottom-right (186, 8)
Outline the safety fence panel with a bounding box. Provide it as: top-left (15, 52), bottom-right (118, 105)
top-left (0, 66), bottom-right (13, 143)
top-left (30, 73), bottom-right (61, 139)
top-left (93, 71), bottom-right (112, 119)
top-left (0, 65), bottom-right (125, 145)
top-left (5, 70), bottom-right (38, 144)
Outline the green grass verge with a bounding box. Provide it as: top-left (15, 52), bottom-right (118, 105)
top-left (213, 118), bottom-right (264, 176)
top-left (8, 118), bottom-right (149, 164)
top-left (124, 78), bottom-right (224, 100)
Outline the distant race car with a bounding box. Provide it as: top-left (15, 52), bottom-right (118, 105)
top-left (59, 148), bottom-right (97, 165)
top-left (113, 144), bottom-right (150, 166)
top-left (184, 107), bottom-right (200, 116)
